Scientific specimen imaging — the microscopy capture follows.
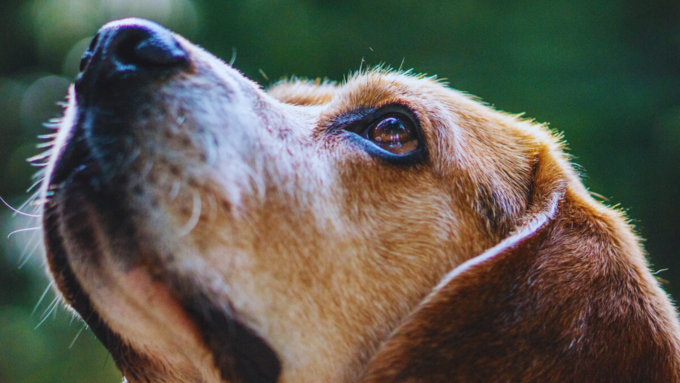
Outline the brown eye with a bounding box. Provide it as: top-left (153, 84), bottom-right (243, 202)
top-left (337, 105), bottom-right (424, 163)
top-left (363, 115), bottom-right (419, 155)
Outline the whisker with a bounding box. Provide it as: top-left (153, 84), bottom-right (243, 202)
top-left (35, 296), bottom-right (60, 329)
top-left (0, 196), bottom-right (42, 218)
top-left (33, 281), bottom-right (55, 315)
top-left (30, 197), bottom-right (49, 206)
top-left (69, 323), bottom-right (88, 349)
top-left (28, 149), bottom-right (53, 163)
top-left (169, 180), bottom-right (181, 201)
top-left (229, 47), bottom-right (237, 66)
top-left (26, 178), bottom-right (45, 194)
top-left (70, 312), bottom-right (78, 325)
top-left (104, 352), bottom-right (112, 369)
top-left (31, 168), bottom-right (47, 181)
top-left (7, 226), bottom-right (41, 238)
top-left (18, 236), bottom-right (43, 269)
top-left (178, 189), bottom-right (202, 237)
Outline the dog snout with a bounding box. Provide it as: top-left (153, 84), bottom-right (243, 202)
top-left (77, 18), bottom-right (189, 91)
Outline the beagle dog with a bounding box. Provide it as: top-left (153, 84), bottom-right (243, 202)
top-left (39, 18), bottom-right (680, 383)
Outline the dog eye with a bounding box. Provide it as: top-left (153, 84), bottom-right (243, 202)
top-left (361, 115), bottom-right (419, 155)
top-left (336, 105), bottom-right (425, 164)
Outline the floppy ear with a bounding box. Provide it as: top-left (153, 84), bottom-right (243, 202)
top-left (360, 144), bottom-right (680, 383)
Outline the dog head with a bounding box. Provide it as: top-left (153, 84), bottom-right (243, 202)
top-left (40, 19), bottom-right (680, 383)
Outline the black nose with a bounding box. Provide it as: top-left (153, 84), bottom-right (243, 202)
top-left (79, 18), bottom-right (189, 80)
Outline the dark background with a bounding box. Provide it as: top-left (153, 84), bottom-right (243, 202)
top-left (1, 1), bottom-right (679, 382)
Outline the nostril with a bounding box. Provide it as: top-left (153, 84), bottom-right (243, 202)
top-left (79, 33), bottom-right (100, 73)
top-left (79, 18), bottom-right (189, 78)
top-left (111, 24), bottom-right (189, 68)
top-left (132, 33), bottom-right (188, 66)
top-left (114, 30), bottom-right (149, 65)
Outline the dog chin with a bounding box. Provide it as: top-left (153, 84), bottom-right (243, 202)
top-left (43, 107), bottom-right (280, 382)
top-left (44, 169), bottom-right (217, 381)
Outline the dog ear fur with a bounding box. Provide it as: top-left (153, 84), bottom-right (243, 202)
top-left (360, 140), bottom-right (680, 382)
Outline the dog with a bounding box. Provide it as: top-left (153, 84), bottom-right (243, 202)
top-left (38, 18), bottom-right (680, 382)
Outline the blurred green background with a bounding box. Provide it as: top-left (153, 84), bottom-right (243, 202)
top-left (1, 1), bottom-right (679, 382)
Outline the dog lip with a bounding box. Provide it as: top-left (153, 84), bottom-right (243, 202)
top-left (42, 200), bottom-right (152, 375)
top-left (44, 173), bottom-right (281, 383)
top-left (48, 120), bottom-right (102, 188)
top-left (179, 292), bottom-right (282, 383)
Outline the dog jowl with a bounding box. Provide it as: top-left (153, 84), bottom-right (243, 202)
top-left (39, 18), bottom-right (680, 383)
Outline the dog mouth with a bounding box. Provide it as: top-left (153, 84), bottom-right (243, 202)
top-left (41, 17), bottom-right (282, 383)
top-left (43, 117), bottom-right (281, 383)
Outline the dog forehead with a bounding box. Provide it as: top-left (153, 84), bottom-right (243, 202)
top-left (338, 71), bottom-right (445, 104)
top-left (268, 71), bottom-right (461, 110)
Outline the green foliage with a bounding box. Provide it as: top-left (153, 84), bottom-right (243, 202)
top-left (0, 1), bottom-right (678, 382)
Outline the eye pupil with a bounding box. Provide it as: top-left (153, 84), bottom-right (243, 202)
top-left (366, 115), bottom-right (418, 155)
top-left (372, 117), bottom-right (408, 144)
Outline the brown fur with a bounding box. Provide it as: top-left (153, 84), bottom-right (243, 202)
top-left (40, 19), bottom-right (680, 383)
top-left (360, 146), bottom-right (680, 383)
